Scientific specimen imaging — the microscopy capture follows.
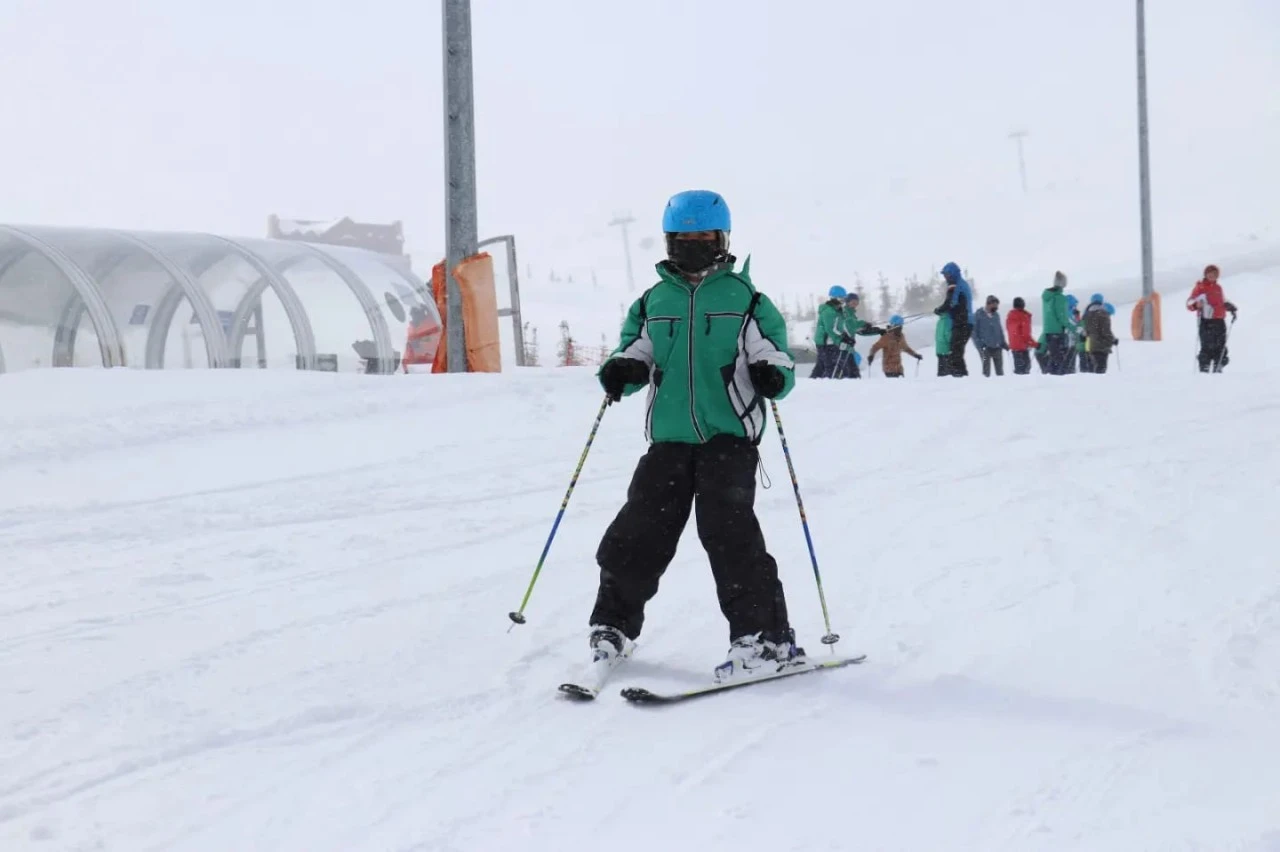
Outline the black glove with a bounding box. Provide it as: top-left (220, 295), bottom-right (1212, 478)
top-left (1002, 343), bottom-right (1010, 351)
top-left (600, 357), bottom-right (650, 402)
top-left (934, 305), bottom-right (947, 316)
top-left (914, 353), bottom-right (924, 361)
top-left (867, 354), bottom-right (876, 365)
top-left (866, 326), bottom-right (886, 335)
top-left (840, 333), bottom-right (855, 346)
top-left (748, 361), bottom-right (786, 399)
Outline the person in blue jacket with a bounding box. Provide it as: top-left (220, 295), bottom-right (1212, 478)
top-left (933, 262), bottom-right (973, 376)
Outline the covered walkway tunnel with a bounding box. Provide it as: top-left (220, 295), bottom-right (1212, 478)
top-left (0, 224), bottom-right (441, 374)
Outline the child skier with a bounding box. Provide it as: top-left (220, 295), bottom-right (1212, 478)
top-left (1068, 300), bottom-right (1086, 373)
top-left (810, 286), bottom-right (847, 378)
top-left (1082, 293), bottom-right (1119, 373)
top-left (593, 189), bottom-right (805, 684)
top-left (1006, 297), bottom-right (1036, 375)
top-left (935, 312), bottom-right (953, 376)
top-left (1187, 264), bottom-right (1238, 372)
top-left (867, 314), bottom-right (922, 377)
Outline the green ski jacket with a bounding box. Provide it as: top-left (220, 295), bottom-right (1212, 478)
top-left (599, 259), bottom-right (795, 445)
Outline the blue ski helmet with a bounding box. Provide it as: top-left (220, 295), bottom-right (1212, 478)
top-left (662, 190), bottom-right (731, 234)
top-left (1090, 292), bottom-right (1105, 305)
top-left (1066, 294), bottom-right (1079, 309)
top-left (889, 314), bottom-right (904, 327)
top-left (829, 285), bottom-right (847, 299)
top-left (1105, 302), bottom-right (1116, 316)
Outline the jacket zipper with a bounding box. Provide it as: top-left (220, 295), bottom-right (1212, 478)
top-left (647, 316), bottom-right (680, 338)
top-left (687, 290), bottom-right (706, 442)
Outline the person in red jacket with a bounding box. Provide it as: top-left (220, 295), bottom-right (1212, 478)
top-left (1005, 297), bottom-right (1036, 375)
top-left (1186, 264), bottom-right (1238, 372)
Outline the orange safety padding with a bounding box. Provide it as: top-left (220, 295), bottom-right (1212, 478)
top-left (431, 261), bottom-right (449, 372)
top-left (402, 317), bottom-right (442, 370)
top-left (453, 252), bottom-right (502, 372)
top-left (1130, 292), bottom-right (1163, 341)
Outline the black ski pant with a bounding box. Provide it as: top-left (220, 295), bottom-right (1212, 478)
top-left (810, 344), bottom-right (839, 378)
top-left (1011, 350), bottom-right (1032, 375)
top-left (1198, 319), bottom-right (1227, 372)
top-left (948, 323), bottom-right (971, 376)
top-left (835, 349), bottom-right (861, 378)
top-left (1045, 333), bottom-right (1070, 375)
top-left (979, 347), bottom-right (1004, 377)
top-left (1079, 351), bottom-right (1095, 373)
top-left (1090, 352), bottom-right (1110, 374)
top-left (591, 435), bottom-right (790, 643)
top-left (937, 356), bottom-right (949, 376)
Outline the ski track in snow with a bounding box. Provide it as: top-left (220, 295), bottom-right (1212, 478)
top-left (1, 271), bottom-right (1279, 851)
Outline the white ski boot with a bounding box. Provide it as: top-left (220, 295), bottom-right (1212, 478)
top-left (713, 630), bottom-right (807, 684)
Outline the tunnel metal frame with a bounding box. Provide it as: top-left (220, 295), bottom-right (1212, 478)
top-left (0, 224), bottom-right (435, 373)
top-left (0, 224), bottom-right (126, 367)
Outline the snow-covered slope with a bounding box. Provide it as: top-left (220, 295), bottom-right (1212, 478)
top-left (1, 272), bottom-right (1277, 851)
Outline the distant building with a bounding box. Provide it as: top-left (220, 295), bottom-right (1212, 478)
top-left (267, 215), bottom-right (411, 273)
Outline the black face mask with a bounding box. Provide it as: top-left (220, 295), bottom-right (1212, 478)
top-left (666, 237), bottom-right (724, 275)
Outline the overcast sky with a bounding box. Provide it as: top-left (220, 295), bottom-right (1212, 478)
top-left (1, 0), bottom-right (1276, 298)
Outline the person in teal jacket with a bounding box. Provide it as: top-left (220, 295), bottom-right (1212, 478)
top-left (935, 313), bottom-right (953, 376)
top-left (834, 292), bottom-right (883, 378)
top-left (590, 189), bottom-right (805, 685)
top-left (1041, 271), bottom-right (1072, 374)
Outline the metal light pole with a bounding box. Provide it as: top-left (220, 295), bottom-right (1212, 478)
top-left (443, 0), bottom-right (479, 371)
top-left (1008, 130), bottom-right (1029, 194)
top-left (609, 213), bottom-right (637, 292)
top-left (1136, 0), bottom-right (1155, 340)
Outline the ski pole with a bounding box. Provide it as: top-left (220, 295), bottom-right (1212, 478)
top-left (508, 395), bottom-right (610, 627)
top-left (833, 348), bottom-right (848, 379)
top-left (769, 401), bottom-right (839, 648)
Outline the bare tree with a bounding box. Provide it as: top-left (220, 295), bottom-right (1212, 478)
top-left (877, 273), bottom-right (893, 322)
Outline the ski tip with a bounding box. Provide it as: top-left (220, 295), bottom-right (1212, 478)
top-left (558, 684), bottom-right (599, 701)
top-left (619, 687), bottom-right (664, 704)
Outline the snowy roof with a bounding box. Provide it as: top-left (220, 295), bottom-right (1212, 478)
top-left (272, 217), bottom-right (348, 237)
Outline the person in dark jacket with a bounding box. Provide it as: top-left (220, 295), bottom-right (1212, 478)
top-left (1082, 293), bottom-right (1119, 373)
top-left (971, 295), bottom-right (1009, 377)
top-left (933, 261), bottom-right (973, 376)
top-left (1186, 264), bottom-right (1239, 372)
top-left (1005, 297), bottom-right (1036, 375)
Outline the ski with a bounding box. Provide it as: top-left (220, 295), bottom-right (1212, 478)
top-left (558, 643), bottom-right (635, 701)
top-left (619, 653), bottom-right (866, 705)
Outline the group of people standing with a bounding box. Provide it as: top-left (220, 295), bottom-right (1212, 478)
top-left (809, 286), bottom-right (923, 379)
top-left (952, 273), bottom-right (1121, 377)
top-left (815, 261), bottom-right (1241, 380)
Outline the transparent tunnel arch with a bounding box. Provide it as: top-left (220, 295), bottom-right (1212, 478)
top-left (0, 223), bottom-right (428, 373)
top-left (0, 224), bottom-right (126, 368)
